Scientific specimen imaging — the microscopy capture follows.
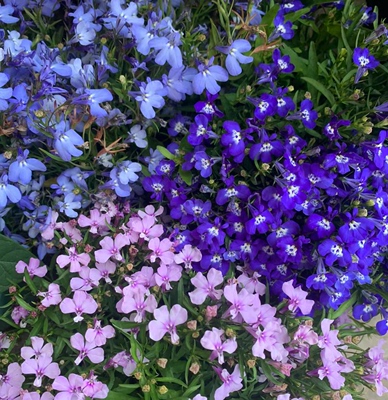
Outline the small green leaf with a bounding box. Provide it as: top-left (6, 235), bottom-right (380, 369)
top-left (0, 234), bottom-right (36, 292)
top-left (327, 291), bottom-right (358, 320)
top-left (179, 167), bottom-right (192, 186)
top-left (156, 146), bottom-right (176, 161)
top-left (301, 77), bottom-right (336, 105)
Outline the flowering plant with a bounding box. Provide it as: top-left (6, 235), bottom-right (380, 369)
top-left (0, 0), bottom-right (388, 399)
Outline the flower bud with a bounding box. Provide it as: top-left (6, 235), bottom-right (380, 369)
top-left (189, 362), bottom-right (200, 374)
top-left (225, 328), bottom-right (235, 338)
top-left (8, 286), bottom-right (16, 294)
top-left (192, 332), bottom-right (199, 339)
top-left (142, 385), bottom-right (150, 393)
top-left (247, 359), bottom-right (256, 368)
top-left (304, 91), bottom-right (312, 99)
top-left (187, 320), bottom-right (197, 330)
top-left (134, 372), bottom-right (142, 380)
top-left (157, 358), bottom-right (168, 369)
top-left (158, 386), bottom-right (168, 395)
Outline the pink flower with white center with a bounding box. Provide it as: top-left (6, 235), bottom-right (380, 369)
top-left (70, 333), bottom-right (104, 366)
top-left (154, 264), bottom-right (182, 291)
top-left (222, 284), bottom-right (256, 323)
top-left (213, 364), bottom-right (243, 400)
top-left (21, 337), bottom-right (53, 360)
top-left (52, 374), bottom-right (85, 399)
top-left (237, 272), bottom-right (266, 295)
top-left (200, 328), bottom-right (238, 364)
top-left (37, 283), bottom-right (62, 308)
top-left (70, 266), bottom-right (101, 291)
top-left (118, 287), bottom-right (157, 322)
top-left (149, 304), bottom-right (188, 345)
top-left (85, 320), bottom-right (115, 346)
top-left (78, 209), bottom-right (111, 234)
top-left (21, 356), bottom-right (60, 387)
top-left (82, 372), bottom-right (109, 399)
top-left (189, 268), bottom-right (224, 305)
top-left (137, 205), bottom-right (164, 222)
top-left (95, 260), bottom-right (116, 284)
top-left (59, 290), bottom-right (98, 322)
top-left (0, 362), bottom-right (25, 397)
top-left (282, 280), bottom-right (314, 315)
top-left (130, 215), bottom-right (163, 241)
top-left (41, 211), bottom-right (59, 240)
top-left (16, 258), bottom-right (47, 279)
top-left (174, 245), bottom-right (202, 269)
top-left (148, 238), bottom-right (175, 264)
top-left (56, 247), bottom-right (90, 273)
top-left (94, 234), bottom-right (128, 263)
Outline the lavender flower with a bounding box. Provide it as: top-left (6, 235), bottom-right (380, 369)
top-left (192, 57), bottom-right (229, 95)
top-left (216, 39), bottom-right (253, 76)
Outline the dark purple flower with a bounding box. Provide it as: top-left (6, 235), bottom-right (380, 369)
top-left (353, 47), bottom-right (379, 83)
top-left (275, 87), bottom-right (295, 117)
top-left (143, 176), bottom-right (171, 201)
top-left (249, 132), bottom-right (284, 163)
top-left (188, 114), bottom-right (216, 145)
top-left (353, 302), bottom-right (378, 322)
top-left (272, 49), bottom-right (294, 73)
top-left (318, 237), bottom-right (351, 267)
top-left (287, 99), bottom-right (318, 129)
top-left (193, 151), bottom-right (214, 178)
top-left (268, 12), bottom-right (294, 42)
top-left (323, 116), bottom-right (351, 141)
top-left (194, 91), bottom-right (224, 119)
top-left (249, 94), bottom-right (277, 122)
top-left (221, 121), bottom-right (247, 162)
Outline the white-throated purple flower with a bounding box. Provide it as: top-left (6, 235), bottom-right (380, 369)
top-left (250, 132), bottom-right (284, 163)
top-left (188, 114), bottom-right (216, 145)
top-left (246, 204), bottom-right (274, 235)
top-left (193, 151), bottom-right (214, 178)
top-left (192, 57), bottom-right (228, 95)
top-left (142, 175), bottom-right (171, 201)
top-left (68, 21), bottom-right (96, 46)
top-left (281, 0), bottom-right (304, 13)
top-left (248, 94), bottom-right (277, 123)
top-left (318, 237), bottom-right (351, 267)
top-left (72, 88), bottom-right (113, 118)
top-left (0, 72), bottom-right (12, 111)
top-left (274, 87), bottom-right (295, 117)
top-left (272, 49), bottom-right (295, 74)
top-left (8, 149), bottom-right (46, 185)
top-left (129, 79), bottom-right (166, 119)
top-left (162, 66), bottom-right (193, 102)
top-left (57, 193), bottom-right (82, 218)
top-left (52, 121), bottom-right (84, 161)
top-left (216, 39), bottom-right (253, 76)
top-left (221, 121), bottom-right (247, 163)
top-left (287, 99), bottom-right (318, 129)
top-left (353, 47), bottom-right (379, 83)
top-left (268, 12), bottom-right (294, 42)
top-left (323, 116), bottom-right (350, 141)
top-left (194, 91), bottom-right (224, 119)
top-left (150, 32), bottom-right (183, 68)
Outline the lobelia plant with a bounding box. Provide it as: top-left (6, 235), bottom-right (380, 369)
top-left (0, 0), bottom-right (388, 399)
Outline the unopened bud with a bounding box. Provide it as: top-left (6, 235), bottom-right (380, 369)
top-left (8, 286), bottom-right (16, 294)
top-left (288, 85), bottom-right (294, 92)
top-left (352, 336), bottom-right (362, 345)
top-left (142, 385), bottom-right (150, 393)
top-left (189, 362), bottom-right (200, 374)
top-left (304, 92), bottom-right (311, 99)
top-left (134, 372), bottom-right (142, 380)
top-left (192, 332), bottom-right (199, 339)
top-left (366, 199), bottom-right (375, 207)
top-left (187, 320), bottom-right (197, 330)
top-left (157, 358), bottom-right (168, 368)
top-left (247, 359), bottom-right (256, 368)
top-left (126, 263), bottom-right (133, 271)
top-left (158, 386), bottom-right (168, 394)
top-left (262, 163), bottom-right (270, 171)
top-left (358, 208), bottom-right (368, 217)
top-left (225, 328), bottom-right (235, 338)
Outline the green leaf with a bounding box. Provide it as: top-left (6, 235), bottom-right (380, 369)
top-left (327, 291), bottom-right (358, 320)
top-left (282, 44), bottom-right (308, 74)
top-left (179, 167), bottom-right (192, 186)
top-left (156, 146), bottom-right (176, 161)
top-left (0, 234), bottom-right (36, 292)
top-left (155, 377), bottom-right (188, 387)
top-left (301, 77), bottom-right (336, 106)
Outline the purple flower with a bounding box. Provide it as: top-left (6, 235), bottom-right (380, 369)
top-left (250, 132), bottom-right (284, 162)
top-left (192, 57), bottom-right (228, 95)
top-left (194, 91), bottom-right (224, 119)
top-left (188, 114), bottom-right (216, 145)
top-left (150, 32), bottom-right (183, 68)
top-left (272, 49), bottom-right (295, 73)
top-left (216, 39), bottom-right (253, 76)
top-left (148, 304), bottom-right (188, 344)
top-left (73, 88), bottom-right (113, 118)
top-left (52, 121), bottom-right (84, 161)
top-left (129, 80), bottom-right (166, 119)
top-left (287, 99), bottom-right (318, 129)
top-left (200, 328), bottom-right (237, 364)
top-left (323, 116), bottom-right (351, 141)
top-left (353, 302), bottom-right (378, 322)
top-left (213, 364), bottom-right (243, 400)
top-left (353, 47), bottom-right (379, 83)
top-left (8, 149), bottom-right (46, 185)
top-left (318, 237), bottom-right (351, 267)
top-left (221, 121), bottom-right (247, 162)
top-left (193, 151), bottom-right (214, 178)
top-left (70, 333), bottom-right (104, 365)
top-left (249, 94), bottom-right (277, 122)
top-left (282, 280), bottom-right (314, 315)
top-left (0, 174), bottom-right (21, 209)
top-left (0, 5), bottom-right (18, 24)
top-left (69, 21), bottom-right (96, 46)
top-left (269, 12), bottom-right (294, 42)
top-left (59, 290), bottom-right (98, 323)
top-left (188, 268), bottom-right (223, 305)
top-left (21, 356), bottom-right (60, 387)
top-left (0, 73), bottom-right (13, 111)
top-left (52, 374), bottom-right (85, 399)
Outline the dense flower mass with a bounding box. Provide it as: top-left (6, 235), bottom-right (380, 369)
top-left (0, 0), bottom-right (388, 399)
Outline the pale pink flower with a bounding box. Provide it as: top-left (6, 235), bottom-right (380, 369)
top-left (85, 320), bottom-right (115, 346)
top-left (0, 332), bottom-right (10, 350)
top-left (118, 287), bottom-right (157, 322)
top-left (237, 272), bottom-right (266, 295)
top-left (223, 284), bottom-right (256, 323)
top-left (95, 260), bottom-right (116, 284)
top-left (82, 372), bottom-right (109, 399)
top-left (293, 324), bottom-right (319, 345)
top-left (57, 247), bottom-right (91, 273)
top-left (148, 238), bottom-right (175, 264)
top-left (59, 290), bottom-right (98, 322)
top-left (154, 264), bottom-right (182, 291)
top-left (317, 319), bottom-right (342, 360)
top-left (16, 258), bottom-right (47, 278)
top-left (41, 211), bottom-right (59, 240)
top-left (130, 215), bottom-right (163, 241)
top-left (282, 280), bottom-right (314, 315)
top-left (52, 374), bottom-right (85, 399)
top-left (318, 359), bottom-right (345, 390)
top-left (70, 266), bottom-right (101, 291)
top-left (0, 362), bottom-right (25, 398)
top-left (137, 205), bottom-right (164, 222)
top-left (37, 283), bottom-right (62, 307)
top-left (200, 328), bottom-right (237, 364)
top-left (21, 337), bottom-right (53, 360)
top-left (70, 333), bottom-right (104, 365)
top-left (149, 305), bottom-right (188, 344)
top-left (59, 222), bottom-right (82, 242)
top-left (213, 364), bottom-right (243, 400)
top-left (78, 209), bottom-right (111, 234)
top-left (21, 356), bottom-right (60, 387)
top-left (20, 391), bottom-right (54, 400)
top-left (174, 245), bottom-right (202, 269)
top-left (131, 266), bottom-right (156, 289)
top-left (94, 234), bottom-right (128, 263)
top-left (189, 268), bottom-right (223, 305)
top-left (11, 305), bottom-right (29, 325)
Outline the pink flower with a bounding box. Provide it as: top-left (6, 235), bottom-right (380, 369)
top-left (174, 245), bottom-right (202, 269)
top-left (363, 360), bottom-right (388, 396)
top-left (59, 290), bottom-right (98, 322)
top-left (237, 272), bottom-right (266, 295)
top-left (118, 287), bottom-right (157, 322)
top-left (16, 258), bottom-right (47, 278)
top-left (282, 280), bottom-right (314, 315)
top-left (189, 268), bottom-right (223, 305)
top-left (0, 333), bottom-right (10, 350)
top-left (154, 264), bottom-right (182, 291)
top-left (58, 222), bottom-right (82, 243)
top-left (78, 209), bottom-right (111, 234)
top-left (213, 364), bottom-right (243, 400)
top-left (57, 247), bottom-right (90, 273)
top-left (20, 391), bottom-right (54, 400)
top-left (70, 266), bottom-right (101, 291)
top-left (85, 320), bottom-right (115, 346)
top-left (205, 305), bottom-right (218, 322)
top-left (82, 372), bottom-right (109, 399)
top-left (200, 328), bottom-right (237, 364)
top-left (223, 284), bottom-right (256, 323)
top-left (137, 205), bottom-right (164, 222)
top-left (41, 211), bottom-right (59, 240)
top-left (52, 373), bottom-right (85, 399)
top-left (149, 304), bottom-right (188, 344)
top-left (293, 324), bottom-right (319, 345)
top-left (95, 261), bottom-right (116, 284)
top-left (94, 234), bottom-right (128, 263)
top-left (130, 215), bottom-right (163, 240)
top-left (21, 337), bottom-right (53, 360)
top-left (318, 359), bottom-right (345, 390)
top-left (0, 362), bottom-right (25, 398)
top-left (148, 238), bottom-right (175, 264)
top-left (70, 333), bottom-right (104, 365)
top-left (21, 356), bottom-right (60, 387)
top-left (11, 305), bottom-right (29, 325)
top-left (317, 319), bottom-right (342, 360)
top-left (37, 283), bottom-right (62, 307)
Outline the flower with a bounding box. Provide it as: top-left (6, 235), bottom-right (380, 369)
top-left (200, 328), bottom-right (238, 364)
top-left (148, 304), bottom-right (188, 344)
top-left (216, 39), bottom-right (253, 76)
top-left (129, 80), bottom-right (166, 119)
top-left (213, 364), bottom-right (243, 400)
top-left (70, 333), bottom-right (104, 365)
top-left (0, 174), bottom-right (21, 209)
top-left (282, 280), bottom-right (314, 315)
top-left (52, 121), bottom-right (84, 162)
top-left (21, 356), bottom-right (60, 387)
top-left (192, 57), bottom-right (229, 95)
top-left (0, 72), bottom-right (13, 110)
top-left (353, 47), bottom-right (379, 83)
top-left (15, 258), bottom-right (47, 279)
top-left (59, 290), bottom-right (98, 322)
top-left (8, 149), bottom-right (46, 185)
top-left (189, 268), bottom-right (223, 305)
top-left (126, 125), bottom-right (147, 148)
top-left (52, 374), bottom-right (85, 399)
